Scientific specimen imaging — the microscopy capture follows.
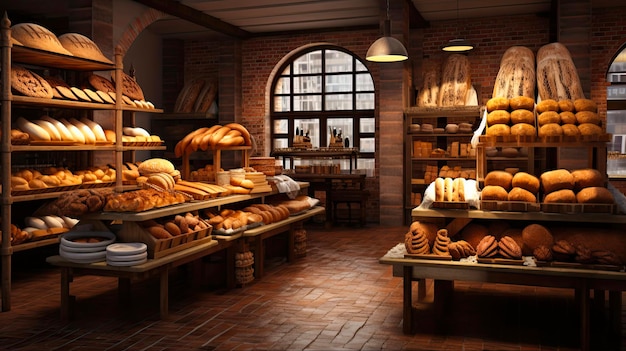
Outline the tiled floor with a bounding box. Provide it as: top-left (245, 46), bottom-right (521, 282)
top-left (0, 222), bottom-right (623, 350)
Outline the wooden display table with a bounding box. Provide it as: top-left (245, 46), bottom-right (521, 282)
top-left (379, 256), bottom-right (626, 351)
top-left (47, 239), bottom-right (222, 321)
top-left (243, 206), bottom-right (325, 278)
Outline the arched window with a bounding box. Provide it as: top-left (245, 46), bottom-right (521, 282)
top-left (270, 45), bottom-right (375, 172)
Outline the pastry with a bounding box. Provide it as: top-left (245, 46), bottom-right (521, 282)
top-left (432, 229), bottom-right (450, 256)
top-left (476, 235), bottom-right (498, 258)
top-left (404, 229), bottom-right (430, 255)
top-left (498, 235), bottom-right (522, 259)
top-left (408, 221), bottom-right (439, 247)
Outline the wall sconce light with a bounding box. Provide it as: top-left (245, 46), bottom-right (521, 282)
top-left (366, 0), bottom-right (408, 62)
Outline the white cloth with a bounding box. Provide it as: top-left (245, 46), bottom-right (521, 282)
top-left (272, 175), bottom-right (301, 199)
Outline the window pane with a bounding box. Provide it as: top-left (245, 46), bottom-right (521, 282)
top-left (294, 76), bottom-right (321, 93)
top-left (281, 66), bottom-right (291, 75)
top-left (294, 95), bottom-right (322, 111)
top-left (327, 118), bottom-right (353, 146)
top-left (275, 77), bottom-right (290, 94)
top-left (356, 93), bottom-right (374, 110)
top-left (273, 119), bottom-right (289, 134)
top-left (325, 94), bottom-right (353, 111)
top-left (293, 51), bottom-right (322, 74)
top-left (326, 74), bottom-right (353, 92)
top-left (274, 138), bottom-right (288, 149)
top-left (356, 73), bottom-right (374, 91)
top-left (355, 60), bottom-right (368, 72)
top-left (274, 96), bottom-right (290, 112)
top-left (360, 118), bottom-right (375, 133)
top-left (325, 50), bottom-right (353, 72)
top-left (294, 118), bottom-right (320, 148)
top-left (360, 137), bottom-right (375, 153)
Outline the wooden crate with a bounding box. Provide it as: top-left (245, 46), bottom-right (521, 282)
top-left (118, 221), bottom-right (213, 259)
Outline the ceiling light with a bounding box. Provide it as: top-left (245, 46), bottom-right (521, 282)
top-left (442, 0), bottom-right (474, 53)
top-left (442, 38), bottom-right (474, 52)
top-left (366, 0), bottom-right (408, 63)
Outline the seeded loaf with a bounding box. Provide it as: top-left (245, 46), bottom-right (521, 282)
top-left (438, 54), bottom-right (471, 107)
top-left (492, 46), bottom-right (536, 99)
top-left (11, 23), bottom-right (73, 56)
top-left (536, 42), bottom-right (585, 101)
top-left (417, 67), bottom-right (440, 107)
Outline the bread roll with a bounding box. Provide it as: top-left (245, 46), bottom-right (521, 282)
top-left (486, 124), bottom-right (510, 136)
top-left (570, 168), bottom-right (604, 191)
top-left (575, 111), bottom-right (601, 125)
top-left (536, 99), bottom-right (559, 113)
top-left (11, 23), bottom-right (73, 56)
top-left (508, 187), bottom-right (536, 202)
top-left (540, 169), bottom-right (574, 193)
top-left (573, 98), bottom-right (597, 112)
top-left (485, 170), bottom-right (513, 190)
top-left (538, 123), bottom-right (563, 137)
top-left (536, 42), bottom-right (585, 101)
top-left (492, 46), bottom-right (536, 99)
top-left (481, 185), bottom-right (508, 201)
top-left (509, 96), bottom-right (535, 110)
top-left (561, 124), bottom-right (580, 136)
top-left (486, 97), bottom-right (509, 112)
top-left (510, 123), bottom-right (536, 136)
top-left (576, 186), bottom-right (614, 204)
top-left (512, 172), bottom-right (540, 193)
top-left (510, 109), bottom-right (535, 125)
top-left (559, 111), bottom-right (576, 124)
top-left (537, 111), bottom-right (560, 126)
top-left (558, 99), bottom-right (575, 112)
top-left (438, 54), bottom-right (471, 107)
top-left (487, 110), bottom-right (511, 126)
top-left (578, 123), bottom-right (603, 136)
top-left (544, 189), bottom-right (576, 203)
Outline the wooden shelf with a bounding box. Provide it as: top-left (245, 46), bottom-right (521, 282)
top-left (11, 45), bottom-right (114, 71)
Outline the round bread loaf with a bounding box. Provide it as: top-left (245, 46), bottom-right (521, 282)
top-left (509, 96), bottom-right (534, 110)
top-left (508, 187), bottom-right (536, 202)
top-left (512, 171), bottom-right (540, 193)
top-left (510, 123), bottom-right (536, 136)
top-left (576, 186), bottom-right (614, 204)
top-left (87, 74), bottom-right (116, 93)
top-left (11, 65), bottom-right (54, 99)
top-left (417, 67), bottom-right (440, 107)
top-left (58, 33), bottom-right (112, 64)
top-left (559, 111), bottom-right (576, 124)
top-left (460, 223), bottom-right (488, 249)
top-left (486, 97), bottom-right (509, 112)
top-left (543, 189), bottom-right (576, 203)
top-left (510, 109), bottom-right (535, 125)
top-left (558, 99), bottom-right (575, 112)
top-left (537, 111), bottom-right (561, 126)
top-left (485, 170), bottom-right (513, 190)
top-left (578, 123), bottom-right (603, 136)
top-left (138, 158), bottom-right (175, 175)
top-left (11, 23), bottom-right (73, 56)
top-left (522, 223), bottom-right (554, 256)
top-left (487, 110), bottom-right (511, 126)
top-left (561, 124), bottom-right (580, 136)
top-left (486, 123), bottom-right (510, 136)
top-left (541, 169), bottom-right (574, 193)
top-left (481, 185), bottom-right (508, 201)
top-left (575, 111), bottom-right (601, 125)
top-left (536, 99), bottom-right (559, 113)
top-left (538, 123), bottom-right (563, 137)
top-left (112, 71), bottom-right (145, 101)
top-left (571, 168), bottom-right (604, 191)
top-left (476, 235), bottom-right (498, 258)
top-left (573, 98), bottom-right (597, 112)
top-left (501, 147), bottom-right (519, 158)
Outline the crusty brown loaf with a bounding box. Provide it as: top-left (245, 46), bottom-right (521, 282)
top-left (486, 123), bottom-right (511, 136)
top-left (521, 224), bottom-right (554, 256)
top-left (11, 65), bottom-right (54, 99)
top-left (536, 99), bottom-right (559, 113)
top-left (193, 78), bottom-right (218, 113)
top-left (417, 67), bottom-right (440, 107)
top-left (558, 99), bottom-right (575, 112)
top-left (175, 78), bottom-right (205, 113)
top-left (543, 189), bottom-right (576, 203)
top-left (11, 23), bottom-right (73, 56)
top-left (559, 111), bottom-right (576, 124)
top-left (481, 185), bottom-right (508, 201)
top-left (538, 123), bottom-right (563, 137)
top-left (510, 109), bottom-right (535, 125)
top-left (87, 74), bottom-right (116, 93)
top-left (533, 245), bottom-right (553, 261)
top-left (575, 111), bottom-right (601, 125)
top-left (561, 124), bottom-right (580, 136)
top-left (570, 168), bottom-right (604, 191)
top-left (540, 169), bottom-right (574, 193)
top-left (509, 96), bottom-right (535, 110)
top-left (460, 223), bottom-right (489, 249)
top-left (486, 97), bottom-right (509, 112)
top-left (512, 172), bottom-right (540, 193)
top-left (476, 235), bottom-right (498, 258)
top-left (537, 111), bottom-right (561, 126)
top-left (536, 42), bottom-right (585, 101)
top-left (508, 187), bottom-right (537, 202)
top-left (485, 170), bottom-right (513, 191)
top-left (573, 98), bottom-right (597, 112)
top-left (498, 235), bottom-right (522, 259)
top-left (576, 186), bottom-right (614, 204)
top-left (58, 33), bottom-right (112, 64)
top-left (510, 123), bottom-right (536, 136)
top-left (492, 46), bottom-right (536, 99)
top-left (578, 123), bottom-right (603, 136)
top-left (438, 54), bottom-right (471, 107)
top-left (112, 72), bottom-right (145, 101)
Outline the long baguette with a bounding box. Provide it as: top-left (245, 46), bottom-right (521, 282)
top-left (193, 124), bottom-right (221, 152)
top-left (80, 117), bottom-right (107, 142)
top-left (175, 127), bottom-right (209, 158)
top-left (32, 119), bottom-right (62, 141)
top-left (176, 180), bottom-right (219, 195)
top-left (224, 123), bottom-right (251, 145)
top-left (69, 118), bottom-right (96, 144)
top-left (41, 115), bottom-right (74, 141)
top-left (60, 118), bottom-right (86, 143)
top-left (208, 126), bottom-right (231, 147)
top-left (16, 117), bottom-right (51, 141)
top-left (173, 183), bottom-right (211, 200)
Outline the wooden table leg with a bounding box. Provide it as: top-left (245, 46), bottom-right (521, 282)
top-left (160, 268), bottom-right (169, 318)
top-left (118, 277), bottom-right (131, 306)
top-left (609, 290), bottom-right (622, 348)
top-left (403, 266), bottom-right (413, 334)
top-left (287, 224), bottom-right (296, 263)
top-left (254, 237), bottom-right (265, 279)
top-left (577, 282), bottom-right (590, 351)
top-left (60, 267), bottom-right (72, 322)
top-left (226, 245), bottom-right (236, 289)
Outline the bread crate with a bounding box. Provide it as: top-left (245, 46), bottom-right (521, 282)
top-left (118, 220), bottom-right (212, 259)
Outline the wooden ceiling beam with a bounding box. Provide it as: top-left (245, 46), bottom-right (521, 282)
top-left (131, 0), bottom-right (251, 39)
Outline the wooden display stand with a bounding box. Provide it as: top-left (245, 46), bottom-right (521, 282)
top-left (181, 146), bottom-right (250, 180)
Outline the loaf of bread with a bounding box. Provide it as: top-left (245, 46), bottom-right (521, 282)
top-left (512, 171), bottom-right (540, 193)
top-left (417, 66), bottom-right (440, 107)
top-left (58, 33), bottom-right (112, 64)
top-left (575, 111), bottom-right (601, 125)
top-left (481, 185), bottom-right (508, 201)
top-left (578, 123), bottom-right (603, 135)
top-left (558, 99), bottom-right (575, 112)
top-left (11, 23), bottom-right (73, 56)
top-left (562, 124), bottom-right (580, 136)
top-left (536, 99), bottom-right (559, 113)
top-left (510, 109), bottom-right (535, 125)
top-left (492, 46), bottom-right (536, 99)
top-left (138, 158), bottom-right (175, 175)
top-left (521, 223), bottom-right (554, 256)
top-left (11, 65), bottom-right (54, 99)
top-left (536, 42), bottom-right (585, 101)
top-left (540, 169), bottom-right (574, 193)
top-left (487, 110), bottom-right (511, 126)
top-left (576, 186), bottom-right (614, 204)
top-left (486, 123), bottom-right (510, 136)
top-left (510, 123), bottom-right (536, 136)
top-left (485, 170), bottom-right (513, 190)
top-left (498, 235), bottom-right (522, 259)
top-left (537, 111), bottom-right (561, 126)
top-left (476, 235), bottom-right (498, 258)
top-left (543, 189), bottom-right (576, 203)
top-left (486, 97), bottom-right (509, 112)
top-left (573, 98), bottom-right (597, 112)
top-left (570, 168), bottom-right (604, 191)
top-left (559, 111), bottom-right (577, 124)
top-left (538, 123), bottom-right (563, 137)
top-left (438, 54), bottom-right (471, 107)
top-left (507, 187), bottom-right (536, 202)
top-left (112, 72), bottom-right (145, 101)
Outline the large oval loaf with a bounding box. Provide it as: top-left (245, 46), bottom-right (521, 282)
top-left (417, 67), bottom-right (440, 107)
top-left (438, 54), bottom-right (471, 107)
top-left (536, 42), bottom-right (585, 101)
top-left (492, 46), bottom-right (535, 99)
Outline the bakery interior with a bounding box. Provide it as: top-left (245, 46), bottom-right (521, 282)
top-left (2, 0), bottom-right (626, 350)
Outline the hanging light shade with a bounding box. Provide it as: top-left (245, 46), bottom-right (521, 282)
top-left (442, 38), bottom-right (474, 52)
top-left (366, 17), bottom-right (408, 62)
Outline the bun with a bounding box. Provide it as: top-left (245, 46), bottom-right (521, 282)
top-left (562, 124), bottom-right (580, 136)
top-left (558, 99), bottom-right (575, 112)
top-left (510, 123), bottom-right (536, 136)
top-left (559, 111), bottom-right (576, 124)
top-left (509, 96), bottom-right (534, 110)
top-left (575, 111), bottom-right (601, 125)
top-left (11, 23), bottom-right (72, 56)
top-left (538, 123), bottom-right (563, 137)
top-left (510, 109), bottom-right (535, 125)
top-left (537, 111), bottom-right (560, 126)
top-left (508, 187), bottom-right (536, 202)
top-left (487, 110), bottom-right (511, 126)
top-left (58, 33), bottom-right (112, 64)
top-left (573, 98), bottom-right (597, 112)
top-left (481, 185), bottom-right (508, 201)
top-left (536, 99), bottom-right (559, 113)
top-left (578, 123), bottom-right (603, 136)
top-left (486, 97), bottom-right (509, 112)
top-left (486, 124), bottom-right (510, 136)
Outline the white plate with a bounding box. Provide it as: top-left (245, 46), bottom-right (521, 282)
top-left (60, 243), bottom-right (109, 253)
top-left (60, 231), bottom-right (115, 249)
top-left (59, 247), bottom-right (107, 263)
top-left (106, 258), bottom-right (147, 267)
top-left (106, 251), bottom-right (147, 262)
top-left (106, 242), bottom-right (147, 256)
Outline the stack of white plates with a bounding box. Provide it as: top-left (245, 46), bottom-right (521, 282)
top-left (106, 242), bottom-right (148, 266)
top-left (59, 231), bottom-right (116, 264)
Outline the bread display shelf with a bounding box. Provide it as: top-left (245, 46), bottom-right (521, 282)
top-left (11, 45), bottom-right (114, 71)
top-left (117, 221), bottom-right (213, 259)
top-left (411, 156), bottom-right (475, 161)
top-left (479, 134), bottom-right (611, 147)
top-left (10, 95), bottom-right (164, 113)
top-left (181, 146), bottom-right (251, 180)
top-left (481, 200), bottom-right (541, 212)
top-left (405, 106), bottom-right (482, 117)
top-left (431, 201), bottom-right (470, 210)
top-left (540, 202), bottom-right (615, 214)
top-left (539, 260), bottom-right (623, 272)
top-left (404, 253), bottom-right (452, 261)
top-left (408, 132), bottom-right (475, 137)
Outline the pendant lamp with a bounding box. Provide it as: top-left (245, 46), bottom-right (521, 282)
top-left (441, 0), bottom-right (473, 52)
top-left (366, 0), bottom-right (408, 62)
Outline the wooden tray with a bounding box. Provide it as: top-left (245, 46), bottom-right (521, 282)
top-left (404, 253), bottom-right (452, 261)
top-left (431, 201), bottom-right (469, 210)
top-left (117, 220), bottom-right (212, 258)
top-left (481, 200), bottom-right (540, 212)
top-left (540, 202), bottom-right (614, 214)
